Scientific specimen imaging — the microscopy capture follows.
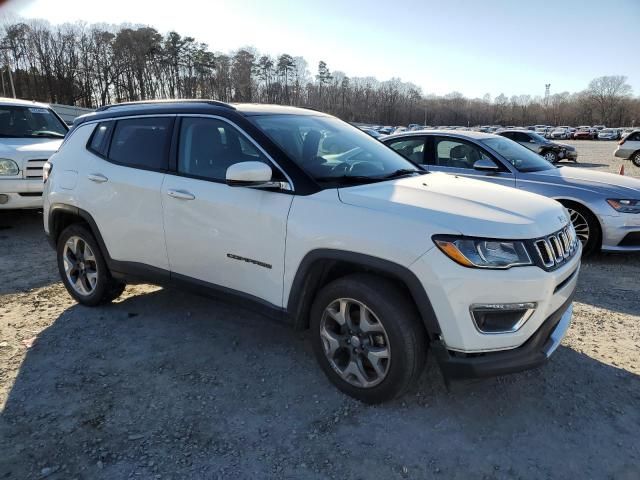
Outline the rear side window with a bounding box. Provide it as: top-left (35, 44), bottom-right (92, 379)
top-left (108, 117), bottom-right (172, 170)
top-left (88, 121), bottom-right (114, 157)
top-left (386, 137), bottom-right (426, 164)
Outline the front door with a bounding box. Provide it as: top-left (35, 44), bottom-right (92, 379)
top-left (161, 116), bottom-right (293, 307)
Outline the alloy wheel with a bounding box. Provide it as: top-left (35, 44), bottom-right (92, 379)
top-left (544, 152), bottom-right (557, 163)
top-left (319, 298), bottom-right (391, 388)
top-left (63, 235), bottom-right (99, 296)
top-left (568, 208), bottom-right (590, 246)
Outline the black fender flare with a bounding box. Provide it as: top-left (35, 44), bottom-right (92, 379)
top-left (286, 249), bottom-right (442, 339)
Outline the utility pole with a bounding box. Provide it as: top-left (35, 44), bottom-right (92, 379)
top-left (7, 66), bottom-right (16, 98)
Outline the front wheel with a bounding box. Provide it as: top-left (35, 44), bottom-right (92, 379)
top-left (564, 204), bottom-right (601, 256)
top-left (632, 152), bottom-right (640, 168)
top-left (543, 150), bottom-right (558, 163)
top-left (57, 224), bottom-right (125, 306)
top-left (310, 274), bottom-right (427, 404)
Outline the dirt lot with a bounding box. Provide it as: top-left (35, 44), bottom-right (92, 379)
top-left (1, 140), bottom-right (639, 479)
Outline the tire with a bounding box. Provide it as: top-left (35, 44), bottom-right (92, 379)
top-left (562, 202), bottom-right (601, 257)
top-left (309, 273), bottom-right (427, 404)
top-left (632, 152), bottom-right (640, 168)
top-left (542, 150), bottom-right (558, 163)
top-left (56, 224), bottom-right (125, 306)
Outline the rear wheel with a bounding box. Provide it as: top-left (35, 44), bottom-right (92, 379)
top-left (632, 152), bottom-right (640, 168)
top-left (310, 274), bottom-right (427, 404)
top-left (57, 224), bottom-right (125, 306)
top-left (563, 203), bottom-right (600, 256)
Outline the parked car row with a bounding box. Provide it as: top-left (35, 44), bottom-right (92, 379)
top-left (2, 97), bottom-right (639, 404)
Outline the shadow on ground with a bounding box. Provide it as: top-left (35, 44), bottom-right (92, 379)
top-left (1, 288), bottom-right (639, 479)
top-left (0, 210), bottom-right (57, 294)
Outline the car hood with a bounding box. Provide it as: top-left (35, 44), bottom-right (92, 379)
top-left (523, 166), bottom-right (640, 197)
top-left (0, 138), bottom-right (63, 164)
top-left (554, 142), bottom-right (574, 150)
top-left (338, 173), bottom-right (568, 239)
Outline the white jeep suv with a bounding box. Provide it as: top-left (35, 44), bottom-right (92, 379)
top-left (0, 98), bottom-right (68, 208)
top-left (43, 101), bottom-right (581, 403)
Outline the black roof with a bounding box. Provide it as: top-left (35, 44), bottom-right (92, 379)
top-left (77, 100), bottom-right (327, 126)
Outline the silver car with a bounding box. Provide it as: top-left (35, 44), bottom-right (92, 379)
top-left (383, 130), bottom-right (640, 255)
top-left (614, 130), bottom-right (640, 166)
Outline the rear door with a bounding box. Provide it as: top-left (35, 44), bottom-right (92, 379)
top-left (424, 136), bottom-right (515, 187)
top-left (76, 116), bottom-right (173, 270)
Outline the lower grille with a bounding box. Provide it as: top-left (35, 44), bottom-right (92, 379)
top-left (619, 232), bottom-right (640, 247)
top-left (25, 159), bottom-right (47, 179)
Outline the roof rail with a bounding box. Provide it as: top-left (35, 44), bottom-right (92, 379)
top-left (96, 99), bottom-right (235, 112)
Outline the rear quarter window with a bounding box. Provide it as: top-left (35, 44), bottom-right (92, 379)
top-left (87, 121), bottom-right (114, 157)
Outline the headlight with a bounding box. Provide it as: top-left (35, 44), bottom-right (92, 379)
top-left (433, 235), bottom-right (533, 269)
top-left (0, 158), bottom-right (19, 176)
top-left (607, 199), bottom-right (640, 214)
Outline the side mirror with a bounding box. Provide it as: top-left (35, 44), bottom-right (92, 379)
top-left (473, 158), bottom-right (500, 172)
top-left (226, 161), bottom-right (291, 190)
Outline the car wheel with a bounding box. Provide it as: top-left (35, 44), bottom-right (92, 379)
top-left (564, 204), bottom-right (600, 256)
top-left (310, 274), bottom-right (427, 404)
top-left (632, 152), bottom-right (640, 168)
top-left (57, 224), bottom-right (126, 306)
top-left (543, 150), bottom-right (558, 163)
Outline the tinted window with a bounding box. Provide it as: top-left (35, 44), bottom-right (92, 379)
top-left (481, 137), bottom-right (554, 172)
top-left (178, 117), bottom-right (272, 181)
top-left (513, 132), bottom-right (532, 142)
top-left (629, 132), bottom-right (640, 141)
top-left (433, 138), bottom-right (496, 170)
top-left (88, 121), bottom-right (114, 157)
top-left (500, 132), bottom-right (514, 140)
top-left (108, 117), bottom-right (172, 170)
top-left (386, 137), bottom-right (426, 164)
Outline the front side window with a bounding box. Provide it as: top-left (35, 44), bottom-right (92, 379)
top-left (481, 137), bottom-right (554, 172)
top-left (178, 117), bottom-right (273, 181)
top-left (386, 137), bottom-right (426, 164)
top-left (250, 114), bottom-right (421, 184)
top-left (108, 117), bottom-right (172, 170)
top-left (432, 137), bottom-right (496, 170)
top-left (0, 105), bottom-right (67, 138)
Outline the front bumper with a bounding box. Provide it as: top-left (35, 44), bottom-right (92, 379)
top-left (599, 212), bottom-right (640, 251)
top-left (0, 178), bottom-right (44, 209)
top-left (433, 294), bottom-right (574, 379)
top-left (564, 150), bottom-right (578, 161)
top-left (410, 244), bottom-right (580, 353)
top-left (614, 148), bottom-right (633, 159)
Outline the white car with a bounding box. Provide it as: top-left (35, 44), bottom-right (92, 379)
top-left (43, 101), bottom-right (580, 403)
top-left (615, 130), bottom-right (640, 166)
top-left (0, 98), bottom-right (68, 209)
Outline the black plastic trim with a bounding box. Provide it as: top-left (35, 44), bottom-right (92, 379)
top-left (287, 249), bottom-right (442, 338)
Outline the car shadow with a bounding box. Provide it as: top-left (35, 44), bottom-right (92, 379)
top-left (1, 287), bottom-right (638, 479)
top-left (0, 209), bottom-right (58, 294)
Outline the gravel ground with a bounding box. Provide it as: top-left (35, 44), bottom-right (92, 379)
top-left (1, 141), bottom-right (639, 479)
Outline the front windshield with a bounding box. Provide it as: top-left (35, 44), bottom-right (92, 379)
top-left (481, 137), bottom-right (554, 173)
top-left (251, 114), bottom-right (421, 183)
top-left (0, 105), bottom-right (68, 138)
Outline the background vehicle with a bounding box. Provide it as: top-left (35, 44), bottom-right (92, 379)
top-left (0, 97), bottom-right (68, 209)
top-left (574, 127), bottom-right (596, 140)
top-left (383, 130), bottom-right (640, 255)
top-left (550, 127), bottom-right (570, 140)
top-left (497, 129), bottom-right (577, 163)
top-left (598, 128), bottom-right (620, 140)
top-left (615, 130), bottom-right (640, 167)
top-left (44, 100), bottom-right (580, 403)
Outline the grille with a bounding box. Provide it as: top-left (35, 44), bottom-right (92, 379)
top-left (24, 159), bottom-right (47, 179)
top-left (533, 224), bottom-right (579, 269)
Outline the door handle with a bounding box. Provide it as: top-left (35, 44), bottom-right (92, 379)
top-left (87, 173), bottom-right (108, 183)
top-left (167, 189), bottom-right (195, 200)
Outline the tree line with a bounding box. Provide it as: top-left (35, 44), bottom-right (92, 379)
top-left (1, 19), bottom-right (637, 127)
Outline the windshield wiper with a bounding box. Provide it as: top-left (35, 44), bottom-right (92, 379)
top-left (314, 175), bottom-right (383, 185)
top-left (381, 168), bottom-right (423, 179)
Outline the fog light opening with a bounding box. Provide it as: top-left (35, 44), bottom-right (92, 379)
top-left (0, 194), bottom-right (9, 205)
top-left (470, 303), bottom-right (537, 334)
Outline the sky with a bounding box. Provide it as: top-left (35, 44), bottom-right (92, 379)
top-left (2, 0), bottom-right (639, 98)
